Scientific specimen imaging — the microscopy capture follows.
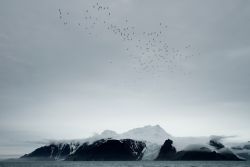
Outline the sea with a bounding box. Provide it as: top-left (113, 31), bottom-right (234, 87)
top-left (0, 161), bottom-right (250, 167)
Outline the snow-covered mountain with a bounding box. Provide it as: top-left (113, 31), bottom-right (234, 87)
top-left (46, 125), bottom-right (207, 150)
top-left (21, 137), bottom-right (243, 161)
top-left (120, 125), bottom-right (172, 145)
top-left (94, 125), bottom-right (209, 151)
top-left (20, 125), bottom-right (248, 161)
top-left (21, 139), bottom-right (146, 161)
top-left (88, 125), bottom-right (171, 145)
top-left (48, 125), bottom-right (210, 157)
top-left (79, 125), bottom-right (211, 159)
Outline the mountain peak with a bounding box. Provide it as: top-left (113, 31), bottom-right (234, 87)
top-left (100, 130), bottom-right (118, 137)
top-left (127, 125), bottom-right (170, 135)
top-left (92, 125), bottom-right (171, 145)
top-left (146, 124), bottom-right (165, 130)
top-left (120, 125), bottom-right (172, 145)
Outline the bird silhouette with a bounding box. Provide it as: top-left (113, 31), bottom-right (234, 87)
top-left (57, 1), bottom-right (198, 78)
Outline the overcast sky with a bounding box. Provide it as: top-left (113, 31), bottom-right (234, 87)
top-left (0, 0), bottom-right (250, 157)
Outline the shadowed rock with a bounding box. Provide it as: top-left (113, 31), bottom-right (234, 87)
top-left (21, 143), bottom-right (72, 160)
top-left (209, 139), bottom-right (225, 150)
top-left (155, 139), bottom-right (176, 160)
top-left (66, 139), bottom-right (146, 161)
top-left (174, 145), bottom-right (243, 161)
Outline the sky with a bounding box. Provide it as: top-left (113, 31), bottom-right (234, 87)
top-left (0, 0), bottom-right (250, 157)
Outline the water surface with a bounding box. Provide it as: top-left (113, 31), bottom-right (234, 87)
top-left (0, 161), bottom-right (250, 167)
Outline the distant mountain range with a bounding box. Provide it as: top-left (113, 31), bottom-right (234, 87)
top-left (20, 125), bottom-right (249, 161)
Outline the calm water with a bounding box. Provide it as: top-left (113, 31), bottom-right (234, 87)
top-left (0, 161), bottom-right (250, 167)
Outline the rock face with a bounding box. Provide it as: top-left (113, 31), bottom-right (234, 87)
top-left (155, 139), bottom-right (176, 160)
top-left (209, 139), bottom-right (225, 150)
top-left (175, 150), bottom-right (217, 160)
top-left (21, 139), bottom-right (244, 161)
top-left (66, 139), bottom-right (146, 161)
top-left (155, 142), bottom-right (243, 161)
top-left (174, 145), bottom-right (242, 161)
top-left (21, 139), bottom-right (146, 161)
top-left (21, 143), bottom-right (76, 160)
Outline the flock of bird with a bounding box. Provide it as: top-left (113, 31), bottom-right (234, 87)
top-left (58, 1), bottom-right (199, 77)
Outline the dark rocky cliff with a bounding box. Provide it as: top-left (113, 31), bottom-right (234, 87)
top-left (155, 139), bottom-right (176, 160)
top-left (66, 139), bottom-right (146, 161)
top-left (21, 139), bottom-right (146, 161)
top-left (21, 143), bottom-right (73, 160)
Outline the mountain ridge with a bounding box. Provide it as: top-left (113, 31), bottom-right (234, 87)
top-left (19, 125), bottom-right (249, 161)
